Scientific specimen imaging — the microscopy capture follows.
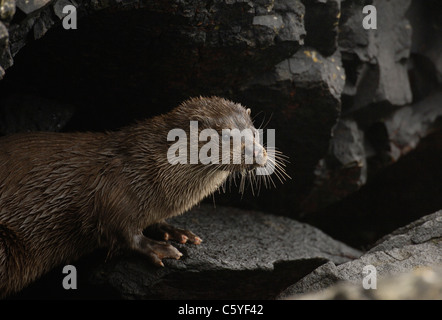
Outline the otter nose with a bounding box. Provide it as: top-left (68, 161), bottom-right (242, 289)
top-left (256, 146), bottom-right (267, 166)
top-left (245, 144), bottom-right (267, 166)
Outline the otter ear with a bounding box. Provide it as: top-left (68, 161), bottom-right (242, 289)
top-left (246, 108), bottom-right (251, 116)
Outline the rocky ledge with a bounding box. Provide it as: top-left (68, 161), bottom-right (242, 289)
top-left (14, 207), bottom-right (441, 300)
top-left (278, 210), bottom-right (442, 299)
top-left (13, 204), bottom-right (361, 299)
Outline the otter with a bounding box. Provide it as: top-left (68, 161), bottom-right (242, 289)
top-left (0, 96), bottom-right (287, 298)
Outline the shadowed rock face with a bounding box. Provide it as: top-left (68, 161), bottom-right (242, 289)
top-left (304, 128), bottom-right (442, 248)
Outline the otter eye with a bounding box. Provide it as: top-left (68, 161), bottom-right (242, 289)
top-left (222, 133), bottom-right (230, 141)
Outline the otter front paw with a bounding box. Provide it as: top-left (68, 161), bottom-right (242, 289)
top-left (144, 222), bottom-right (202, 245)
top-left (133, 235), bottom-right (183, 267)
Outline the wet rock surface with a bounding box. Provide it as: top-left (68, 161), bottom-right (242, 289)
top-left (278, 210), bottom-right (442, 298)
top-left (90, 206), bottom-right (361, 299)
top-left (12, 205), bottom-right (361, 299)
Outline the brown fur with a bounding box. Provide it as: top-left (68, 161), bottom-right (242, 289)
top-left (0, 96), bottom-right (266, 298)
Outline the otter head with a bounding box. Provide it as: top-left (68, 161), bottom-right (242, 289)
top-left (177, 96), bottom-right (268, 172)
top-left (166, 96), bottom-right (288, 195)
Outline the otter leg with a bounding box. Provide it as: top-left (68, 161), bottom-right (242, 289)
top-left (144, 222), bottom-right (202, 245)
top-left (132, 234), bottom-right (183, 267)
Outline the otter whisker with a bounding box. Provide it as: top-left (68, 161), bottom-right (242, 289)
top-left (257, 112), bottom-right (274, 132)
top-left (249, 170), bottom-right (258, 196)
top-left (266, 159), bottom-right (285, 185)
top-left (252, 110), bottom-right (265, 123)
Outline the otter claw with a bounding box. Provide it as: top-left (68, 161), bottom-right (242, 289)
top-left (147, 242), bottom-right (182, 266)
top-left (134, 235), bottom-right (183, 266)
top-left (145, 222), bottom-right (202, 245)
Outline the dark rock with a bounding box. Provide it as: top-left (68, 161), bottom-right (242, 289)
top-left (0, 0), bottom-right (306, 137)
top-left (277, 210), bottom-right (442, 298)
top-left (301, 0), bottom-right (341, 56)
top-left (407, 0), bottom-right (442, 88)
top-left (0, 20), bottom-right (12, 78)
top-left (3, 0), bottom-right (306, 86)
top-left (52, 0), bottom-right (73, 19)
top-left (230, 48), bottom-right (345, 214)
top-left (365, 91), bottom-right (442, 170)
top-left (88, 205), bottom-right (360, 299)
top-left (406, 0), bottom-right (442, 103)
top-left (33, 5), bottom-right (54, 39)
top-left (16, 0), bottom-right (50, 15)
top-left (382, 92), bottom-right (442, 161)
top-left (300, 0), bottom-right (442, 214)
top-left (325, 119), bottom-right (366, 181)
top-left (338, 0), bottom-right (370, 60)
top-left (339, 0), bottom-right (413, 115)
top-left (407, 54), bottom-right (440, 103)
top-left (0, 0), bottom-right (16, 22)
top-left (280, 48), bottom-right (345, 99)
top-left (0, 93), bottom-right (75, 135)
top-left (304, 128), bottom-right (442, 248)
top-left (0, 22), bottom-right (6, 78)
top-left (368, 209), bottom-right (442, 253)
top-left (254, 0), bottom-right (306, 43)
top-left (304, 90), bottom-right (442, 213)
top-left (300, 119), bottom-right (366, 213)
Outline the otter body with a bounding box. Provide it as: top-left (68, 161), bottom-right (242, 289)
top-left (0, 97), bottom-right (270, 298)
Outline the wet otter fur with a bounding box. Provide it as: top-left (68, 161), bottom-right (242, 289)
top-left (0, 96), bottom-right (285, 298)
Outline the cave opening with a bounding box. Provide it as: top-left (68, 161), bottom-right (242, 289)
top-left (1, 8), bottom-right (192, 134)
